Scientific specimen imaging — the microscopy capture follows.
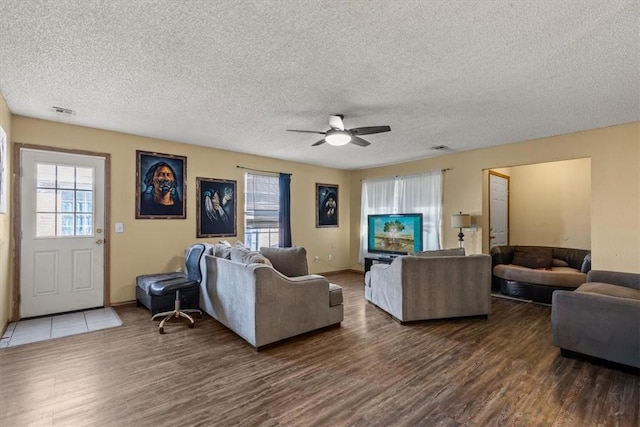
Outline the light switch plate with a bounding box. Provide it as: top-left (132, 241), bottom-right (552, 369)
top-left (115, 222), bottom-right (124, 233)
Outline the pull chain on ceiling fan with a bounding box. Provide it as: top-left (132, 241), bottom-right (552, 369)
top-left (287, 115), bottom-right (391, 147)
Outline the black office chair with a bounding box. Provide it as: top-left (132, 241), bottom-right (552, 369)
top-left (136, 243), bottom-right (205, 334)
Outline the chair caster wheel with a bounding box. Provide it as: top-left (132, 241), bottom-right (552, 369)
top-left (188, 323), bottom-right (194, 328)
top-left (159, 327), bottom-right (165, 334)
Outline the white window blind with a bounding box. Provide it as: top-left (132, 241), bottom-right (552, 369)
top-left (244, 173), bottom-right (280, 249)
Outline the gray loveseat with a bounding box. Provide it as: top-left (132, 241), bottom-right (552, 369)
top-left (364, 248), bottom-right (492, 323)
top-left (552, 270), bottom-right (640, 369)
top-left (199, 242), bottom-right (343, 349)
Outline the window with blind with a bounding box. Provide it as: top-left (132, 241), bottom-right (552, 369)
top-left (244, 173), bottom-right (280, 250)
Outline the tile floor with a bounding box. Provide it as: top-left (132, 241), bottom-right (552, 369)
top-left (1, 307), bottom-right (122, 348)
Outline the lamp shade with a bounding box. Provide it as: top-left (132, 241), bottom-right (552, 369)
top-left (451, 213), bottom-right (471, 228)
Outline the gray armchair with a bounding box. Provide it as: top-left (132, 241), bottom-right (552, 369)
top-left (552, 270), bottom-right (640, 368)
top-left (364, 252), bottom-right (492, 323)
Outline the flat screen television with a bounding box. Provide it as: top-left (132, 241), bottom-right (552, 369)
top-left (367, 213), bottom-right (423, 256)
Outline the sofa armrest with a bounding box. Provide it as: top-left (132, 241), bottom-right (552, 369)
top-left (490, 245), bottom-right (513, 267)
top-left (253, 266), bottom-right (335, 347)
top-left (366, 258), bottom-right (404, 317)
top-left (580, 253), bottom-right (592, 274)
top-left (552, 290), bottom-right (640, 367)
top-left (587, 270), bottom-right (640, 290)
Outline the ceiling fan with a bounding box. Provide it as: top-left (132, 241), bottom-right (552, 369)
top-left (287, 115), bottom-right (391, 147)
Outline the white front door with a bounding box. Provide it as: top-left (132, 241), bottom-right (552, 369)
top-left (20, 149), bottom-right (106, 318)
top-left (489, 172), bottom-right (509, 248)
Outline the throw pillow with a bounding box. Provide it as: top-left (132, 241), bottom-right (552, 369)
top-left (512, 247), bottom-right (553, 269)
top-left (230, 246), bottom-right (273, 266)
top-left (213, 240), bottom-right (232, 259)
top-left (552, 258), bottom-right (570, 267)
top-left (259, 246), bottom-right (309, 277)
top-left (415, 248), bottom-right (466, 257)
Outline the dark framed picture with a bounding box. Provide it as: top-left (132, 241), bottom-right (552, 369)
top-left (316, 183), bottom-right (338, 228)
top-left (135, 150), bottom-right (187, 219)
top-left (196, 177), bottom-right (237, 237)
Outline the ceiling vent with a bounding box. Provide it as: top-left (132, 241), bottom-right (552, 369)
top-left (52, 106), bottom-right (76, 115)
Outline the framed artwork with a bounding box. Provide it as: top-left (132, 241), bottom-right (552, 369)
top-left (196, 177), bottom-right (237, 237)
top-left (135, 150), bottom-right (186, 219)
top-left (316, 183), bottom-right (338, 228)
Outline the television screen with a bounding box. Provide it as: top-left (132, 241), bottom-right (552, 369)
top-left (367, 213), bottom-right (423, 256)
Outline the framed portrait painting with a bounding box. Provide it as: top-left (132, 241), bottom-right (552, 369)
top-left (316, 183), bottom-right (338, 228)
top-left (196, 177), bottom-right (237, 237)
top-left (135, 150), bottom-right (186, 219)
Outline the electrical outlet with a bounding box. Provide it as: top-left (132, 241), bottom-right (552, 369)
top-left (314, 256), bottom-right (320, 262)
top-left (328, 254), bottom-right (332, 261)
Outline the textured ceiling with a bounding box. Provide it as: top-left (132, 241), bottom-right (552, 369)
top-left (0, 0), bottom-right (638, 170)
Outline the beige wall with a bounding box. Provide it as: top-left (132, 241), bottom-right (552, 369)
top-left (3, 113), bottom-right (639, 327)
top-left (350, 122), bottom-right (640, 273)
top-left (492, 158), bottom-right (591, 249)
top-left (9, 116), bottom-right (353, 317)
top-left (0, 93), bottom-right (11, 331)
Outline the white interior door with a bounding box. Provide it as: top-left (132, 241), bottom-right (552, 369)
top-left (20, 149), bottom-right (105, 318)
top-left (489, 172), bottom-right (509, 248)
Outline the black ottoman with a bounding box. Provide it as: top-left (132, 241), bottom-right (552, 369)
top-left (135, 244), bottom-right (206, 333)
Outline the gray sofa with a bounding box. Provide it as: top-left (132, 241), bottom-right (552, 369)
top-left (552, 270), bottom-right (640, 368)
top-left (364, 248), bottom-right (492, 323)
top-left (199, 243), bottom-right (343, 349)
top-left (491, 245), bottom-right (591, 304)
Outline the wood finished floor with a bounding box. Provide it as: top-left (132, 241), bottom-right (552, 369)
top-left (0, 271), bottom-right (638, 426)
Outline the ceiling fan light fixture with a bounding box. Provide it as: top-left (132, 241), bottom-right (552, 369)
top-left (325, 129), bottom-right (351, 146)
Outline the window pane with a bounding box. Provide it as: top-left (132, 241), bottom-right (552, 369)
top-left (36, 189), bottom-right (56, 212)
top-left (76, 167), bottom-right (93, 191)
top-left (36, 213), bottom-right (56, 237)
top-left (75, 214), bottom-right (92, 235)
top-left (58, 214), bottom-right (75, 236)
top-left (57, 166), bottom-right (75, 189)
top-left (76, 190), bottom-right (93, 213)
top-left (58, 190), bottom-right (75, 212)
top-left (36, 164), bottom-right (56, 188)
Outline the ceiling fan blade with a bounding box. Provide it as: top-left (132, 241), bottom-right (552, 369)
top-left (328, 115), bottom-right (345, 130)
top-left (349, 125), bottom-right (391, 136)
top-left (312, 139), bottom-right (326, 146)
top-left (350, 136), bottom-right (371, 147)
top-left (286, 129), bottom-right (326, 135)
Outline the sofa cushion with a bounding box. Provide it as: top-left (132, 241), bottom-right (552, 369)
top-left (329, 283), bottom-right (343, 306)
top-left (230, 246), bottom-right (273, 266)
top-left (259, 246), bottom-right (309, 277)
top-left (577, 282), bottom-right (640, 301)
top-left (511, 247), bottom-right (553, 269)
top-left (415, 248), bottom-right (465, 257)
top-left (493, 264), bottom-right (586, 288)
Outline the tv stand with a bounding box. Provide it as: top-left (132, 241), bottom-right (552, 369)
top-left (364, 255), bottom-right (397, 273)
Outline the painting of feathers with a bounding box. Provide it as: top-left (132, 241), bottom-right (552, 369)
top-left (196, 177), bottom-right (236, 237)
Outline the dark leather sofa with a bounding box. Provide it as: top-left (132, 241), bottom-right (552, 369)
top-left (491, 245), bottom-right (591, 304)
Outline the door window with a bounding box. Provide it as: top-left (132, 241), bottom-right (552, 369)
top-left (35, 163), bottom-right (94, 237)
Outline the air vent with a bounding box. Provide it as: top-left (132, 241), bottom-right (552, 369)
top-left (430, 145), bottom-right (448, 150)
top-left (52, 106), bottom-right (76, 115)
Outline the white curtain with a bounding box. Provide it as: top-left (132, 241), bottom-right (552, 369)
top-left (359, 170), bottom-right (442, 263)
